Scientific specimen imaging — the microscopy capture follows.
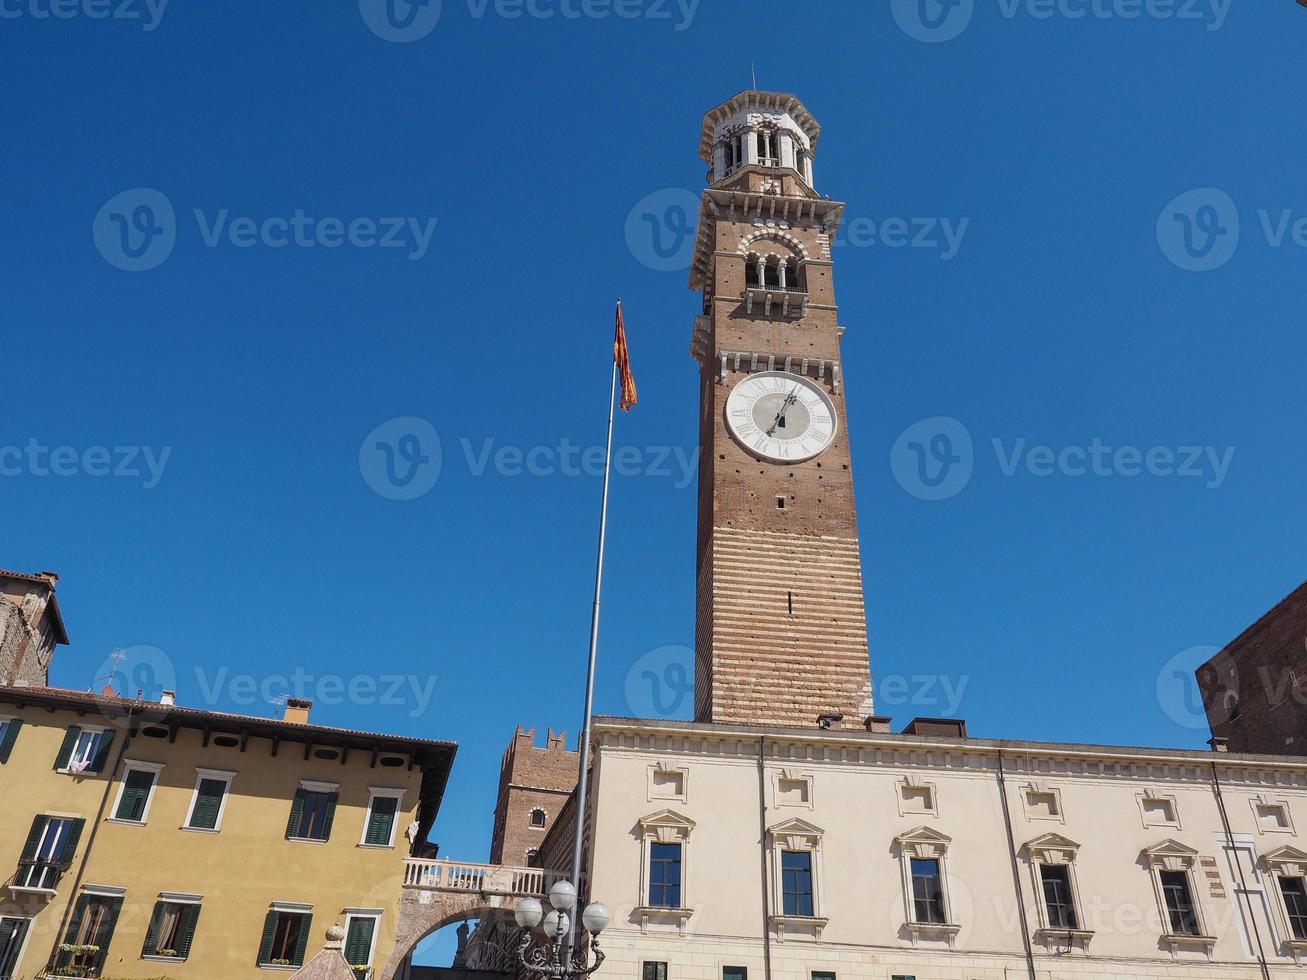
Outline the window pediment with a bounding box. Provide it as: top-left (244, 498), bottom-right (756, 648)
top-left (638, 809), bottom-right (695, 844)
top-left (768, 817), bottom-right (823, 850)
top-left (1142, 838), bottom-right (1199, 871)
top-left (1264, 845), bottom-right (1307, 877)
top-left (1024, 833), bottom-right (1081, 866)
top-left (895, 826), bottom-right (952, 860)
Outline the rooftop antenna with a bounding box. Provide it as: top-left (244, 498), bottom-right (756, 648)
top-left (752, 63), bottom-right (758, 90)
top-left (93, 648), bottom-right (127, 695)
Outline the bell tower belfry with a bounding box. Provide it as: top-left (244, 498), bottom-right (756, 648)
top-left (688, 90), bottom-right (873, 730)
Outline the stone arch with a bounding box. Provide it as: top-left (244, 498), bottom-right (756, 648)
top-left (737, 229), bottom-right (811, 261)
top-left (379, 891), bottom-right (529, 980)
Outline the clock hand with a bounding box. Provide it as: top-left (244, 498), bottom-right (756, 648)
top-left (766, 387), bottom-right (801, 437)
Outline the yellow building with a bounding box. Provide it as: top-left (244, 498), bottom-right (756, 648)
top-left (0, 684), bottom-right (455, 980)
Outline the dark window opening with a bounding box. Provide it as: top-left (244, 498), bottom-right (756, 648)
top-left (649, 843), bottom-right (682, 908)
top-left (1281, 877), bottom-right (1307, 939)
top-left (781, 850), bottom-right (814, 916)
top-left (910, 858), bottom-right (946, 924)
top-left (1039, 864), bottom-right (1078, 930)
top-left (1160, 870), bottom-right (1200, 936)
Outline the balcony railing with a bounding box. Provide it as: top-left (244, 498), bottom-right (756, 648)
top-left (745, 284), bottom-right (809, 318)
top-left (13, 858), bottom-right (65, 893)
top-left (402, 859), bottom-right (567, 898)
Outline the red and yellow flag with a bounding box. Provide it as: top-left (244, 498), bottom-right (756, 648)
top-left (614, 301), bottom-right (638, 412)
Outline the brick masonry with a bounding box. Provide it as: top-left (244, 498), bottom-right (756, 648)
top-left (1198, 581), bottom-right (1307, 754)
top-left (0, 569), bottom-right (64, 687)
top-left (488, 726), bottom-right (579, 866)
top-left (692, 166), bottom-right (874, 730)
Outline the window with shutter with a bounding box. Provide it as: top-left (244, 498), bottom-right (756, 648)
top-left (288, 788), bottom-right (337, 842)
top-left (0, 917), bottom-right (31, 980)
top-left (15, 816), bottom-right (81, 890)
top-left (0, 718), bottom-right (22, 764)
top-left (113, 768), bottom-right (157, 823)
top-left (187, 776), bottom-right (231, 831)
top-left (142, 900), bottom-right (200, 959)
top-left (364, 795), bottom-right (399, 846)
top-left (56, 894), bottom-right (122, 975)
top-left (259, 909), bottom-right (312, 967)
top-left (344, 916), bottom-right (377, 968)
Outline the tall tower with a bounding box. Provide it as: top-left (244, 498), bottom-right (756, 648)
top-left (689, 91), bottom-right (873, 729)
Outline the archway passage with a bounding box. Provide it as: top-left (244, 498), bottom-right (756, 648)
top-left (379, 861), bottom-right (566, 980)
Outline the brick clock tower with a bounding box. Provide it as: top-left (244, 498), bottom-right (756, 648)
top-left (688, 91), bottom-right (873, 730)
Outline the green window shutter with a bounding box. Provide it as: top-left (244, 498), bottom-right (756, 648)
top-left (345, 917), bottom-right (375, 967)
top-left (91, 896), bottom-right (123, 973)
top-left (89, 729), bottom-right (116, 773)
top-left (20, 815), bottom-right (48, 861)
top-left (190, 778), bottom-right (225, 829)
top-left (0, 718), bottom-right (22, 763)
top-left (0, 918), bottom-right (29, 977)
top-left (257, 910), bottom-right (278, 965)
top-left (115, 769), bottom-right (154, 821)
top-left (59, 818), bottom-right (86, 868)
top-left (177, 903), bottom-right (202, 959)
top-left (320, 793), bottom-right (339, 841)
top-left (54, 725), bottom-right (81, 770)
top-left (292, 912), bottom-right (313, 967)
top-left (285, 788), bottom-right (307, 839)
top-left (63, 894), bottom-right (89, 944)
top-left (366, 796), bottom-right (398, 845)
top-left (142, 901), bottom-right (165, 957)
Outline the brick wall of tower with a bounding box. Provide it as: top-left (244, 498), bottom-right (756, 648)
top-left (692, 164), bottom-right (874, 730)
top-left (0, 572), bottom-right (61, 687)
top-left (489, 726), bottom-right (579, 866)
top-left (1198, 582), bottom-right (1307, 755)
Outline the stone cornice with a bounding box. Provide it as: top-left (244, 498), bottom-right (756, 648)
top-left (592, 716), bottom-right (1307, 789)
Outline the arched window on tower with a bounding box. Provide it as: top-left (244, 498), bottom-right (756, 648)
top-left (757, 131), bottom-right (778, 167)
top-left (745, 255), bottom-right (761, 288)
top-left (529, 808), bottom-right (546, 828)
top-left (796, 148), bottom-right (809, 181)
top-left (786, 257), bottom-right (803, 291)
top-left (526, 849), bottom-right (542, 868)
top-left (763, 257), bottom-right (781, 288)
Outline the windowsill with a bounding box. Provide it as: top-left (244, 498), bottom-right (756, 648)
top-left (10, 885), bottom-right (57, 897)
top-left (768, 914), bottom-right (828, 941)
top-left (1034, 927), bottom-right (1095, 945)
top-left (258, 964), bottom-right (301, 971)
top-left (57, 768), bottom-right (103, 777)
top-left (1161, 932), bottom-right (1217, 950)
top-left (357, 843), bottom-right (395, 850)
top-left (634, 906), bottom-right (695, 936)
top-left (106, 818), bottom-right (146, 827)
top-left (287, 836), bottom-right (329, 845)
top-left (179, 826), bottom-right (220, 834)
top-left (143, 954), bottom-right (187, 963)
top-left (903, 921), bottom-right (962, 946)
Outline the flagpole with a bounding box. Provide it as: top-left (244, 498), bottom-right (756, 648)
top-left (566, 341), bottom-right (620, 957)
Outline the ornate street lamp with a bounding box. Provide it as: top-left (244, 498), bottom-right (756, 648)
top-left (514, 879), bottom-right (608, 980)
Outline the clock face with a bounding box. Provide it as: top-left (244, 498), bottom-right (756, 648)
top-left (725, 371), bottom-right (838, 463)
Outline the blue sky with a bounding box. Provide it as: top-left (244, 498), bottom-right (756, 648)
top-left (3, 0), bottom-right (1305, 964)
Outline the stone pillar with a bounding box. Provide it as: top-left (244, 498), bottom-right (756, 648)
top-left (713, 143), bottom-right (726, 181)
top-left (779, 131), bottom-right (795, 171)
top-left (743, 129), bottom-right (759, 166)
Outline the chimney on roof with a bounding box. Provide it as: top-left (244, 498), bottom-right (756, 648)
top-left (864, 716), bottom-right (893, 734)
top-left (283, 697), bottom-right (312, 725)
top-left (160, 690), bottom-right (176, 706)
top-left (37, 571), bottom-right (59, 586)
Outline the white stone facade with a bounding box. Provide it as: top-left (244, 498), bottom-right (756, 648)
top-left (585, 717), bottom-right (1307, 980)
